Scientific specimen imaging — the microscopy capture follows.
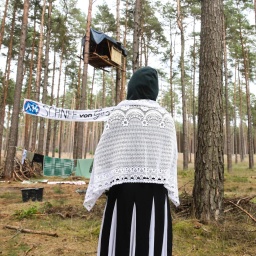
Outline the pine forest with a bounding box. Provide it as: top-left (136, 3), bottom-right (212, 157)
top-left (0, 2), bottom-right (255, 168)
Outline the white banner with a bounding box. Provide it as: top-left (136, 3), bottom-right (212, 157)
top-left (23, 99), bottom-right (115, 122)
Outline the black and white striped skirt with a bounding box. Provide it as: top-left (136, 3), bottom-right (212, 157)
top-left (97, 183), bottom-right (172, 256)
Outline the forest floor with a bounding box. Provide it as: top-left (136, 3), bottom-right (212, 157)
top-left (0, 153), bottom-right (256, 256)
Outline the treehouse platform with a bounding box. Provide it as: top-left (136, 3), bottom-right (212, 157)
top-left (82, 28), bottom-right (127, 69)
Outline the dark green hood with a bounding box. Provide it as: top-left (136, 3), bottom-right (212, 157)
top-left (126, 66), bottom-right (159, 101)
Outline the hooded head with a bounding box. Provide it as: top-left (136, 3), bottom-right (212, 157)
top-left (126, 66), bottom-right (159, 101)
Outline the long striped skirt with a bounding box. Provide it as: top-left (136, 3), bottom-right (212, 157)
top-left (97, 183), bottom-right (172, 256)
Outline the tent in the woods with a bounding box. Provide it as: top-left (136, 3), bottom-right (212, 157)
top-left (19, 150), bottom-right (94, 179)
top-left (82, 28), bottom-right (127, 69)
top-left (42, 156), bottom-right (93, 178)
top-left (75, 159), bottom-right (93, 179)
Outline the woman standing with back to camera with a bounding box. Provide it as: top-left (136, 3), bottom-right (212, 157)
top-left (84, 66), bottom-right (180, 256)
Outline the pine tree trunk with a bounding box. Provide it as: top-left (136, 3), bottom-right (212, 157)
top-left (52, 45), bottom-right (64, 157)
top-left (254, 0), bottom-right (256, 29)
top-left (140, 36), bottom-right (143, 67)
top-left (111, 69), bottom-right (115, 106)
top-left (193, 0), bottom-right (224, 223)
top-left (0, 1), bottom-right (17, 164)
top-left (85, 69), bottom-right (95, 158)
top-left (132, 0), bottom-right (141, 72)
top-left (4, 0), bottom-right (30, 179)
top-left (238, 65), bottom-right (243, 160)
top-left (4, 106), bottom-right (11, 157)
top-left (31, 0), bottom-right (46, 151)
top-left (169, 18), bottom-right (174, 117)
top-left (177, 0), bottom-right (188, 170)
top-left (77, 0), bottom-right (92, 159)
top-left (102, 71), bottom-right (106, 107)
top-left (192, 17), bottom-right (197, 163)
top-left (115, 0), bottom-right (121, 104)
top-left (38, 0), bottom-right (52, 154)
top-left (234, 62), bottom-right (238, 164)
top-left (58, 72), bottom-right (67, 159)
top-left (238, 37), bottom-right (254, 168)
top-left (24, 12), bottom-right (36, 151)
top-left (238, 66), bottom-right (245, 161)
top-left (236, 0), bottom-right (253, 167)
top-left (73, 47), bottom-right (83, 160)
top-left (0, 0), bottom-right (9, 50)
top-left (45, 48), bottom-right (56, 156)
top-left (223, 17), bottom-right (232, 172)
top-left (116, 68), bottom-right (121, 104)
top-left (120, 0), bottom-right (128, 101)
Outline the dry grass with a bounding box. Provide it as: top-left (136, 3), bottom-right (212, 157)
top-left (0, 153), bottom-right (255, 255)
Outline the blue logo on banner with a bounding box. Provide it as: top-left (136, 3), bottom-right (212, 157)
top-left (24, 101), bottom-right (40, 115)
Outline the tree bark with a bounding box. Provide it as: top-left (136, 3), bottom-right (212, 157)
top-left (24, 10), bottom-right (37, 151)
top-left (169, 18), bottom-right (174, 117)
top-left (223, 16), bottom-right (232, 172)
top-left (238, 64), bottom-right (245, 161)
top-left (59, 71), bottom-right (67, 159)
top-left (254, 0), bottom-right (256, 30)
top-left (192, 17), bottom-right (197, 164)
top-left (52, 45), bottom-right (63, 157)
top-left (38, 0), bottom-right (52, 155)
top-left (120, 0), bottom-right (128, 101)
top-left (234, 61), bottom-right (238, 164)
top-left (0, 0), bottom-right (9, 50)
top-left (31, 0), bottom-right (46, 151)
top-left (45, 47), bottom-right (56, 156)
top-left (177, 0), bottom-right (188, 170)
top-left (73, 46), bottom-right (82, 161)
top-left (0, 1), bottom-right (17, 164)
top-left (244, 48), bottom-right (254, 168)
top-left (102, 71), bottom-right (106, 107)
top-left (193, 0), bottom-right (224, 222)
top-left (84, 69), bottom-right (94, 158)
top-left (132, 0), bottom-right (141, 72)
top-left (115, 0), bottom-right (121, 104)
top-left (4, 0), bottom-right (30, 179)
top-left (237, 16), bottom-right (254, 168)
top-left (77, 0), bottom-right (93, 159)
top-left (235, 0), bottom-right (253, 167)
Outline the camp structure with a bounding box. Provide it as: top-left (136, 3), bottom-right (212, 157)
top-left (82, 28), bottom-right (127, 69)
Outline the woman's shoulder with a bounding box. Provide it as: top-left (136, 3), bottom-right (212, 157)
top-left (116, 100), bottom-right (169, 113)
top-left (106, 100), bottom-right (174, 127)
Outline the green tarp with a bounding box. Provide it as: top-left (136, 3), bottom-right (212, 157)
top-left (43, 156), bottom-right (74, 176)
top-left (76, 159), bottom-right (93, 178)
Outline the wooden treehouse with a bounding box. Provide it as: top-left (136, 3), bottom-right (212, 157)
top-left (82, 28), bottom-right (127, 70)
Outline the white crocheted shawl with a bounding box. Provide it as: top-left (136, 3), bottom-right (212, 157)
top-left (84, 100), bottom-right (180, 210)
